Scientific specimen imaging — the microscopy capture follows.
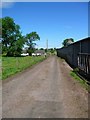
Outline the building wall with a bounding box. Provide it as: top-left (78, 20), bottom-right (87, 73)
top-left (57, 37), bottom-right (90, 68)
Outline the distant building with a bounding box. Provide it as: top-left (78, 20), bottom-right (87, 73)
top-left (35, 50), bottom-right (45, 56)
top-left (32, 50), bottom-right (45, 56)
top-left (21, 53), bottom-right (29, 56)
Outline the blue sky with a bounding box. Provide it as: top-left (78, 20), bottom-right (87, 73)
top-left (2, 2), bottom-right (88, 48)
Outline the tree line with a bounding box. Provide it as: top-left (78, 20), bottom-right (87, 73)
top-left (0, 16), bottom-right (75, 57)
top-left (0, 16), bottom-right (40, 56)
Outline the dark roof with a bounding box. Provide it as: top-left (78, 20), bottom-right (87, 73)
top-left (71, 37), bottom-right (90, 45)
top-left (56, 37), bottom-right (90, 50)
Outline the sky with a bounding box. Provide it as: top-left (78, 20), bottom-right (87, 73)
top-left (2, 2), bottom-right (88, 48)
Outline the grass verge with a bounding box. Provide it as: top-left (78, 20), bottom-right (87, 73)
top-left (70, 70), bottom-right (90, 92)
top-left (2, 56), bottom-right (46, 80)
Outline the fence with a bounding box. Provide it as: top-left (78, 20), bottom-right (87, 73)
top-left (78, 53), bottom-right (90, 79)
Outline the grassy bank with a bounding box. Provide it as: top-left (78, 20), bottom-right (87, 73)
top-left (2, 56), bottom-right (46, 80)
top-left (58, 57), bottom-right (89, 91)
top-left (70, 70), bottom-right (89, 91)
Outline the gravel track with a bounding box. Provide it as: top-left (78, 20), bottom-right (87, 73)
top-left (2, 56), bottom-right (88, 118)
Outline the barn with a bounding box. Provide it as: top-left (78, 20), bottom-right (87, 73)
top-left (56, 37), bottom-right (90, 80)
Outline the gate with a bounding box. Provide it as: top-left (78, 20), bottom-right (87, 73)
top-left (78, 53), bottom-right (90, 79)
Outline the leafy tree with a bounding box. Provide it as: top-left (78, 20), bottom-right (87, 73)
top-left (50, 48), bottom-right (54, 53)
top-left (26, 32), bottom-right (40, 56)
top-left (2, 16), bottom-right (25, 56)
top-left (6, 35), bottom-right (25, 56)
top-left (54, 48), bottom-right (56, 50)
top-left (45, 48), bottom-right (48, 53)
top-left (62, 38), bottom-right (74, 47)
top-left (2, 17), bottom-right (16, 47)
top-left (48, 48), bottom-right (53, 53)
top-left (40, 48), bottom-right (44, 50)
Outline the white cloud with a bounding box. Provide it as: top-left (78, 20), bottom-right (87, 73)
top-left (0, 0), bottom-right (89, 2)
top-left (0, 0), bottom-right (14, 8)
top-left (14, 0), bottom-right (89, 1)
top-left (13, 0), bottom-right (89, 1)
top-left (0, 0), bottom-right (89, 8)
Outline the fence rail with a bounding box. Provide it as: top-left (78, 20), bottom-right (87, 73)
top-left (78, 53), bottom-right (90, 78)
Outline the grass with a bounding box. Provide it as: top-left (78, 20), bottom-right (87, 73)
top-left (70, 70), bottom-right (90, 91)
top-left (2, 56), bottom-right (46, 80)
top-left (0, 55), bottom-right (2, 80)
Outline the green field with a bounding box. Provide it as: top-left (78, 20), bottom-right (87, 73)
top-left (2, 56), bottom-right (46, 80)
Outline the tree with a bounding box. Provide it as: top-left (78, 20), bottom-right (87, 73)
top-left (2, 16), bottom-right (25, 56)
top-left (26, 32), bottom-right (40, 56)
top-left (6, 35), bottom-right (25, 56)
top-left (48, 48), bottom-right (54, 53)
top-left (40, 48), bottom-right (44, 50)
top-left (62, 38), bottom-right (74, 47)
top-left (2, 17), bottom-right (16, 48)
top-left (45, 48), bottom-right (48, 53)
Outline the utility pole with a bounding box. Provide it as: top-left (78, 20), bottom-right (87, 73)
top-left (46, 39), bottom-right (48, 51)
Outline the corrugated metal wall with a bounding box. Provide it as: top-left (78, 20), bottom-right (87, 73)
top-left (56, 37), bottom-right (90, 68)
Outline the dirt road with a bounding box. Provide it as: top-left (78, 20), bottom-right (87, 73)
top-left (2, 56), bottom-right (88, 118)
